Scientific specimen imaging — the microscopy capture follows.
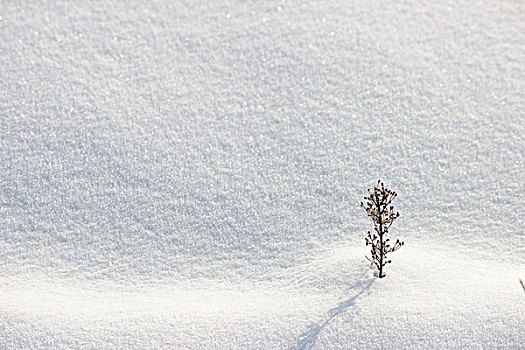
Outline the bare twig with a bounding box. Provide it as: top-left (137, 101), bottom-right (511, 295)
top-left (361, 180), bottom-right (403, 278)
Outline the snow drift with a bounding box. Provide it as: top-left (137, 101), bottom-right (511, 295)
top-left (1, 0), bottom-right (524, 348)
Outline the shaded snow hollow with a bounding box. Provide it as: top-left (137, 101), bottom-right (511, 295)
top-left (1, 0), bottom-right (524, 349)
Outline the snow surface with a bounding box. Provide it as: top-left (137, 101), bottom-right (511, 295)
top-left (1, 0), bottom-right (524, 348)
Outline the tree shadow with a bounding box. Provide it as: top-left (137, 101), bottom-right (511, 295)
top-left (294, 275), bottom-right (375, 350)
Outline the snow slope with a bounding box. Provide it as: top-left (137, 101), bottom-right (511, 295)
top-left (1, 0), bottom-right (524, 348)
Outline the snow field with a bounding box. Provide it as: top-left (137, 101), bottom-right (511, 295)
top-left (1, 0), bottom-right (524, 348)
top-left (0, 242), bottom-right (523, 349)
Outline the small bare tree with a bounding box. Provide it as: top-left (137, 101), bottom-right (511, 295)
top-left (361, 180), bottom-right (404, 278)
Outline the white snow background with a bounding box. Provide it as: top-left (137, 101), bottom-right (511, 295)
top-left (1, 0), bottom-right (524, 349)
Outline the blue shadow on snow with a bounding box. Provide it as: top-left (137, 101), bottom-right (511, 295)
top-left (295, 276), bottom-right (375, 350)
